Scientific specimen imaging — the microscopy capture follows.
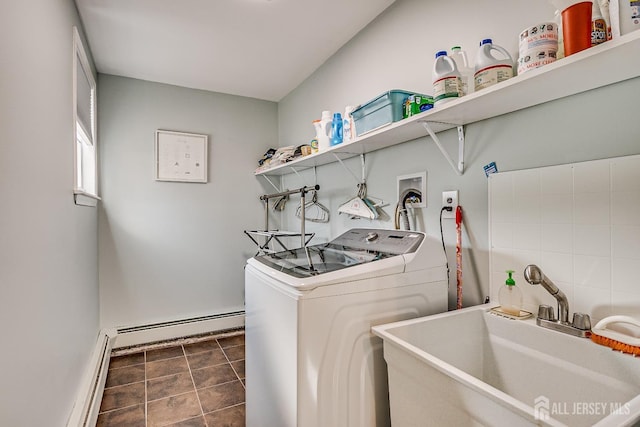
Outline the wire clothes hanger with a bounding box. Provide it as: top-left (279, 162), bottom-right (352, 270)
top-left (296, 189), bottom-right (330, 223)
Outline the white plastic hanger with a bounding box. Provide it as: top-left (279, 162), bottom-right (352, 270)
top-left (338, 182), bottom-right (379, 220)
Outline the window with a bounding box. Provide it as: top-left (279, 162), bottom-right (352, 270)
top-left (73, 27), bottom-right (99, 206)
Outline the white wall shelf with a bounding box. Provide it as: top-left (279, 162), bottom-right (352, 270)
top-left (255, 31), bottom-right (640, 177)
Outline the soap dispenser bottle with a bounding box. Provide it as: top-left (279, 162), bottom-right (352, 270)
top-left (499, 270), bottom-right (523, 316)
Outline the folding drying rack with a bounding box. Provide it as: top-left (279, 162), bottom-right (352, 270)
top-left (244, 184), bottom-right (319, 255)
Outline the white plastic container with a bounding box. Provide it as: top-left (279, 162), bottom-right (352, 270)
top-left (517, 23), bottom-right (559, 75)
top-left (343, 106), bottom-right (356, 143)
top-left (314, 110), bottom-right (332, 152)
top-left (450, 46), bottom-right (474, 96)
top-left (554, 10), bottom-right (566, 58)
top-left (610, 0), bottom-right (640, 37)
top-left (474, 39), bottom-right (514, 92)
top-left (432, 51), bottom-right (462, 107)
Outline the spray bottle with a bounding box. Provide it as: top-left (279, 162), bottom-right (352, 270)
top-left (592, 1), bottom-right (608, 45)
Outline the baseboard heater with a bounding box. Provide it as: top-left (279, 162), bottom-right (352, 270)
top-left (66, 329), bottom-right (116, 427)
top-left (114, 310), bottom-right (245, 349)
top-left (67, 310), bottom-right (245, 426)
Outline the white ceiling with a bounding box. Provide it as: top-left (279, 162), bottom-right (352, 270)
top-left (75, 0), bottom-right (396, 102)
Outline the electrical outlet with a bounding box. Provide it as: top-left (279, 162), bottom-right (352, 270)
top-left (442, 190), bottom-right (458, 219)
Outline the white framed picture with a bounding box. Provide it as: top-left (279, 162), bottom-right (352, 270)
top-left (155, 130), bottom-right (208, 183)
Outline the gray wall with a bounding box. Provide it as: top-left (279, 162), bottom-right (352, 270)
top-left (98, 75), bottom-right (278, 328)
top-left (0, 0), bottom-right (100, 425)
top-left (278, 0), bottom-right (640, 308)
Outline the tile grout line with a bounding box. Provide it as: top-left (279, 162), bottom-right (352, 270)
top-left (220, 341), bottom-right (245, 390)
top-left (107, 361), bottom-right (146, 371)
top-left (183, 344), bottom-right (209, 427)
top-left (201, 402), bottom-right (246, 419)
top-left (101, 379), bottom-right (145, 393)
top-left (98, 401), bottom-right (146, 416)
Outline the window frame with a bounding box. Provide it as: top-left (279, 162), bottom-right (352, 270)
top-left (72, 26), bottom-right (100, 207)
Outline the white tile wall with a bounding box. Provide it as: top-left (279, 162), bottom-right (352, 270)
top-left (488, 155), bottom-right (640, 323)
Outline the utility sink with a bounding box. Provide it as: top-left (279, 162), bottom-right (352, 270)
top-left (372, 305), bottom-right (640, 427)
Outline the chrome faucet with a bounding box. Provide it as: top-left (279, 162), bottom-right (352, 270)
top-left (523, 264), bottom-right (569, 322)
top-left (524, 264), bottom-right (591, 338)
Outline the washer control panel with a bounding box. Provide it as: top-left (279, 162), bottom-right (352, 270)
top-left (332, 228), bottom-right (424, 255)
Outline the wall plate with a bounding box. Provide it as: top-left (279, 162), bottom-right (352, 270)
top-left (442, 190), bottom-right (458, 219)
top-left (397, 172), bottom-right (427, 208)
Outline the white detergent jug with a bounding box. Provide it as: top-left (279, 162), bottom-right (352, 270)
top-left (313, 110), bottom-right (332, 152)
top-left (432, 51), bottom-right (462, 107)
top-left (474, 39), bottom-right (514, 92)
top-left (450, 46), bottom-right (473, 96)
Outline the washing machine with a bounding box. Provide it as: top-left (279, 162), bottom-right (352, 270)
top-left (244, 228), bottom-right (448, 427)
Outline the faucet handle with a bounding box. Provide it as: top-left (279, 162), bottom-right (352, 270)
top-left (538, 304), bottom-right (555, 321)
top-left (572, 312), bottom-right (592, 330)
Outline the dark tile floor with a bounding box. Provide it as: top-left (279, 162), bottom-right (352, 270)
top-left (97, 332), bottom-right (245, 427)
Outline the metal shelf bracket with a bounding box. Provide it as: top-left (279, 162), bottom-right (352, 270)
top-left (420, 121), bottom-right (465, 176)
top-left (332, 153), bottom-right (366, 184)
top-left (261, 174), bottom-right (282, 192)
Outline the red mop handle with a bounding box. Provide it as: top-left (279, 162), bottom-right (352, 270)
top-left (455, 206), bottom-right (463, 310)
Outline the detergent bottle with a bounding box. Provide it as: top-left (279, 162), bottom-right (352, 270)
top-left (450, 46), bottom-right (474, 96)
top-left (474, 39), bottom-right (514, 92)
top-left (330, 112), bottom-right (343, 146)
top-left (313, 110), bottom-right (332, 152)
top-left (432, 50), bottom-right (462, 107)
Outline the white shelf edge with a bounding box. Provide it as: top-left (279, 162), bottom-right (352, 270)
top-left (256, 31), bottom-right (640, 177)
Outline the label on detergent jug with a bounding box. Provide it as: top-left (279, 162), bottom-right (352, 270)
top-left (474, 65), bottom-right (514, 91)
top-left (433, 76), bottom-right (461, 102)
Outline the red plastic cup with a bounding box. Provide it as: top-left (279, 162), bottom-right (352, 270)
top-left (562, 1), bottom-right (592, 56)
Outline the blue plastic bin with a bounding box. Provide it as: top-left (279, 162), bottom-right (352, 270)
top-left (351, 90), bottom-right (414, 137)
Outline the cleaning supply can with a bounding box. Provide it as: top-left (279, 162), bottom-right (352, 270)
top-left (449, 46), bottom-right (474, 96)
top-left (330, 112), bottom-right (343, 146)
top-left (474, 39), bottom-right (514, 91)
top-left (432, 51), bottom-right (462, 107)
top-left (517, 23), bottom-right (558, 75)
top-left (591, 0), bottom-right (608, 45)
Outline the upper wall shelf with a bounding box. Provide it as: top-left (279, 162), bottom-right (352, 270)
top-left (256, 31), bottom-right (640, 177)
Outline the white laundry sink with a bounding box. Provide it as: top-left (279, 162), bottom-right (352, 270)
top-left (372, 305), bottom-right (640, 427)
